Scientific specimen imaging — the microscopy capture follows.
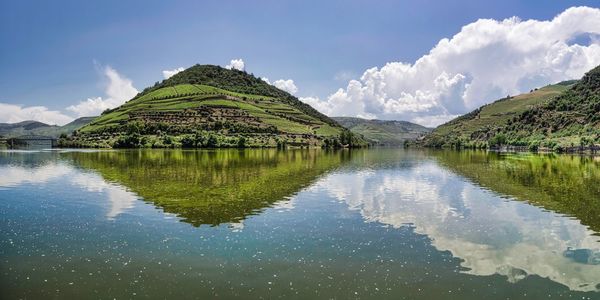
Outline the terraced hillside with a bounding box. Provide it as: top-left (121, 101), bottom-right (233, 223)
top-left (333, 117), bottom-right (431, 146)
top-left (421, 81), bottom-right (574, 149)
top-left (62, 65), bottom-right (364, 148)
top-left (423, 64), bottom-right (600, 152)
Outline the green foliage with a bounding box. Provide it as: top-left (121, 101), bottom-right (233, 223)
top-left (333, 117), bottom-right (431, 145)
top-left (528, 140), bottom-right (540, 152)
top-left (114, 133), bottom-right (142, 148)
top-left (488, 133), bottom-right (507, 147)
top-left (133, 64), bottom-right (338, 127)
top-left (205, 133), bottom-right (218, 148)
top-left (63, 65), bottom-right (373, 149)
top-left (237, 136), bottom-right (247, 148)
top-left (421, 64), bottom-right (600, 152)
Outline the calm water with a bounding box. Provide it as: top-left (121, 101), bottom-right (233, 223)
top-left (1, 148), bottom-right (599, 299)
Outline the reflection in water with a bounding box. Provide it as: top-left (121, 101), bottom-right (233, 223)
top-left (63, 149), bottom-right (349, 226)
top-left (434, 151), bottom-right (600, 232)
top-left (0, 162), bottom-right (72, 188)
top-left (0, 151), bottom-right (138, 219)
top-left (69, 172), bottom-right (138, 219)
top-left (1, 149), bottom-right (599, 296)
top-left (313, 151), bottom-right (600, 292)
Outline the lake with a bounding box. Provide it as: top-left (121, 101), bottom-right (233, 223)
top-left (1, 148), bottom-right (599, 299)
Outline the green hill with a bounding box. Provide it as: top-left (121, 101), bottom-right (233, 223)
top-left (0, 117), bottom-right (95, 138)
top-left (421, 64), bottom-right (600, 151)
top-left (62, 65), bottom-right (364, 148)
top-left (333, 117), bottom-right (431, 146)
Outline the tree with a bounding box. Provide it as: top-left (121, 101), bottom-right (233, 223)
top-left (237, 136), bottom-right (247, 148)
top-left (181, 135), bottom-right (195, 148)
top-left (205, 133), bottom-right (218, 148)
top-left (488, 133), bottom-right (507, 147)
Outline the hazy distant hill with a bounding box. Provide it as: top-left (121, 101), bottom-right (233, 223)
top-left (333, 117), bottom-right (431, 145)
top-left (0, 117), bottom-right (95, 138)
top-left (64, 64), bottom-right (365, 148)
top-left (422, 64), bottom-right (600, 151)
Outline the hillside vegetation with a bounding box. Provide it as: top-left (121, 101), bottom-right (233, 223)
top-left (61, 65), bottom-right (365, 148)
top-left (422, 64), bottom-right (600, 152)
top-left (333, 117), bottom-right (431, 146)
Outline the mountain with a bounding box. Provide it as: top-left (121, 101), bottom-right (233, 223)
top-left (333, 117), bottom-right (431, 146)
top-left (63, 64), bottom-right (365, 148)
top-left (0, 117), bottom-right (95, 138)
top-left (420, 65), bottom-right (600, 151)
top-left (0, 121), bottom-right (53, 137)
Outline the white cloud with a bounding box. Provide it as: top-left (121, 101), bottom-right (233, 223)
top-left (263, 77), bottom-right (298, 95)
top-left (225, 58), bottom-right (245, 71)
top-left (273, 79), bottom-right (298, 94)
top-left (0, 103), bottom-right (73, 125)
top-left (305, 6), bottom-right (600, 127)
top-left (67, 66), bottom-right (139, 117)
top-left (162, 67), bottom-right (184, 79)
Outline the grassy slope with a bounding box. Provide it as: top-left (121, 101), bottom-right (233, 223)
top-left (422, 83), bottom-right (571, 147)
top-left (424, 64), bottom-right (600, 150)
top-left (69, 65), bottom-right (370, 148)
top-left (82, 83), bottom-right (339, 136)
top-left (333, 117), bottom-right (431, 145)
top-left (503, 66), bottom-right (600, 147)
top-left (136, 64), bottom-right (339, 127)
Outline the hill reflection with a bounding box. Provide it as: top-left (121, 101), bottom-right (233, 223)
top-left (65, 149), bottom-right (349, 226)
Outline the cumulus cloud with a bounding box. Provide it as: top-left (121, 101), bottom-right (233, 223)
top-left (162, 67), bottom-right (184, 79)
top-left (273, 79), bottom-right (298, 94)
top-left (225, 58), bottom-right (245, 71)
top-left (304, 6), bottom-right (600, 127)
top-left (0, 103), bottom-right (73, 125)
top-left (67, 66), bottom-right (139, 117)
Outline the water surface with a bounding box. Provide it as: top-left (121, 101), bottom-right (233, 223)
top-left (1, 149), bottom-right (599, 299)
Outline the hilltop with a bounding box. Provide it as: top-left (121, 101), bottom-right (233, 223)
top-left (333, 117), bottom-right (431, 146)
top-left (61, 65), bottom-right (364, 148)
top-left (0, 117), bottom-right (95, 138)
top-left (420, 64), bottom-right (600, 152)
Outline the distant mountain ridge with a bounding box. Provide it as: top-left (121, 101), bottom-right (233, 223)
top-left (0, 117), bottom-right (95, 138)
top-left (421, 64), bottom-right (600, 151)
top-left (333, 117), bottom-right (431, 145)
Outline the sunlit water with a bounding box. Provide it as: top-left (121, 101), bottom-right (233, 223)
top-left (1, 149), bottom-right (599, 299)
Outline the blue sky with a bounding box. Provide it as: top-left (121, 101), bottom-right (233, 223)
top-left (1, 0), bottom-right (599, 125)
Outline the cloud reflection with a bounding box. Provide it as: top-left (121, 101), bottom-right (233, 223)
top-left (0, 163), bottom-right (137, 220)
top-left (312, 162), bottom-right (600, 292)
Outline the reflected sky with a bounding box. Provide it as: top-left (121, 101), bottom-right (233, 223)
top-left (312, 160), bottom-right (600, 292)
top-left (0, 153), bottom-right (138, 220)
top-left (1, 149), bottom-right (599, 298)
